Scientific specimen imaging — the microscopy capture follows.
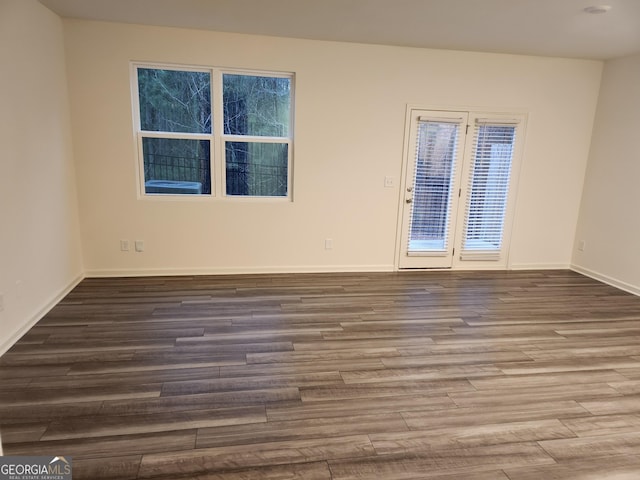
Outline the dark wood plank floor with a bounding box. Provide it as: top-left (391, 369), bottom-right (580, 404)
top-left (3, 270), bottom-right (640, 479)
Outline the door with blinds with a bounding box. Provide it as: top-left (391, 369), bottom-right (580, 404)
top-left (398, 109), bottom-right (525, 269)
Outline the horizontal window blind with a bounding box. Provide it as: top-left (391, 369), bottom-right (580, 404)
top-left (408, 119), bottom-right (462, 255)
top-left (461, 120), bottom-right (518, 260)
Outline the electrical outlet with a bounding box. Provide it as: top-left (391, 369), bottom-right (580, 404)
top-left (0, 293), bottom-right (4, 312)
top-left (120, 240), bottom-right (130, 251)
top-left (384, 176), bottom-right (395, 188)
top-left (578, 240), bottom-right (586, 252)
top-left (135, 240), bottom-right (145, 252)
top-left (325, 238), bottom-right (333, 250)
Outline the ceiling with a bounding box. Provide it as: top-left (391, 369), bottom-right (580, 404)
top-left (38, 0), bottom-right (640, 60)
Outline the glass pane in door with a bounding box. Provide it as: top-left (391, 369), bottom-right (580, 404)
top-left (462, 124), bottom-right (516, 254)
top-left (407, 121), bottom-right (461, 254)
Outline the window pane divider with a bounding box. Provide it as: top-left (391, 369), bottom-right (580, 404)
top-left (140, 131), bottom-right (212, 140)
top-left (221, 135), bottom-right (291, 143)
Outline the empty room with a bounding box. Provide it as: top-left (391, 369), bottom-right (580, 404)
top-left (2, 0), bottom-right (640, 478)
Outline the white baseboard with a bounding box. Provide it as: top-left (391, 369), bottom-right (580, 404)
top-left (571, 264), bottom-right (640, 297)
top-left (84, 264), bottom-right (396, 278)
top-left (0, 273), bottom-right (85, 356)
top-left (86, 263), bottom-right (578, 277)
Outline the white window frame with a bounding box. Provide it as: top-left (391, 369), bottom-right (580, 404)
top-left (216, 69), bottom-right (294, 200)
top-left (131, 62), bottom-right (294, 201)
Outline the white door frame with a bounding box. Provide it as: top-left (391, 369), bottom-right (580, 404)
top-left (395, 105), bottom-right (527, 270)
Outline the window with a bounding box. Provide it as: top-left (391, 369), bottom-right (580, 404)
top-left (408, 118), bottom-right (463, 254)
top-left (133, 64), bottom-right (293, 198)
top-left (461, 118), bottom-right (519, 260)
top-left (136, 67), bottom-right (212, 195)
top-left (222, 74), bottom-right (291, 197)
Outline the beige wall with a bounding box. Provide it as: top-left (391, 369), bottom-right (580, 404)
top-left (0, 0), bottom-right (84, 353)
top-left (573, 53), bottom-right (640, 294)
top-left (63, 20), bottom-right (602, 276)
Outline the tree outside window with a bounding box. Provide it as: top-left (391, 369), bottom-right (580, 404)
top-left (134, 65), bottom-right (293, 198)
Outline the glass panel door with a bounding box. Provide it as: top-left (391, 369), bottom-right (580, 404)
top-left (453, 113), bottom-right (525, 267)
top-left (398, 111), bottom-right (467, 269)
